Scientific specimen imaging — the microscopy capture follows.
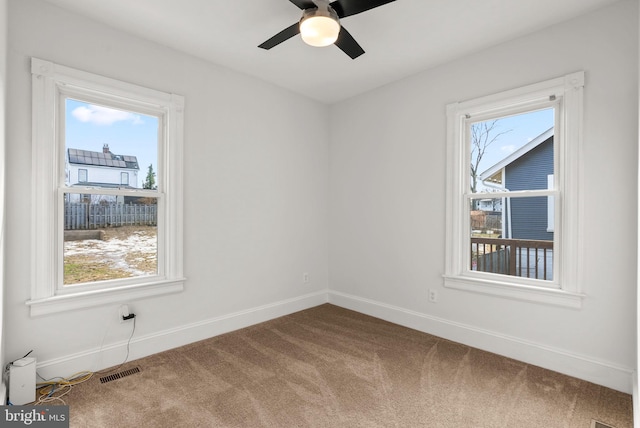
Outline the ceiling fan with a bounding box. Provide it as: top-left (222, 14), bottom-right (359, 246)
top-left (258, 0), bottom-right (396, 59)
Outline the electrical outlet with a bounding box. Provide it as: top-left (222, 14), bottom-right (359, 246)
top-left (428, 289), bottom-right (438, 303)
top-left (119, 304), bottom-right (133, 322)
top-left (303, 272), bottom-right (310, 284)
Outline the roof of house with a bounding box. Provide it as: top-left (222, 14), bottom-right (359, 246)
top-left (479, 127), bottom-right (553, 185)
top-left (67, 148), bottom-right (139, 170)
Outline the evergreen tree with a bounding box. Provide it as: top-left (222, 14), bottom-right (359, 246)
top-left (142, 164), bottom-right (157, 190)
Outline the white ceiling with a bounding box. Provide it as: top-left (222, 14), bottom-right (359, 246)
top-left (40, 0), bottom-right (619, 104)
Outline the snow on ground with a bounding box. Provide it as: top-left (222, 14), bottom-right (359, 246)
top-left (64, 229), bottom-right (157, 276)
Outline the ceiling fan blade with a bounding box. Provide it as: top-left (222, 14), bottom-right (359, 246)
top-left (258, 23), bottom-right (301, 50)
top-left (289, 0), bottom-right (316, 9)
top-left (330, 0), bottom-right (396, 18)
top-left (334, 26), bottom-right (365, 59)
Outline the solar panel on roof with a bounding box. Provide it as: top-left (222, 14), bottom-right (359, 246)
top-left (67, 147), bottom-right (142, 169)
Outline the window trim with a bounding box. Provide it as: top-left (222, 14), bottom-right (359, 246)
top-left (28, 58), bottom-right (185, 316)
top-left (444, 72), bottom-right (585, 308)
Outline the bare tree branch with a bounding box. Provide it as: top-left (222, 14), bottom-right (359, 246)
top-left (469, 119), bottom-right (512, 209)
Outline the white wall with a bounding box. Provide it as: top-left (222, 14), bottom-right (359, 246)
top-left (5, 0), bottom-right (328, 375)
top-left (3, 0), bottom-right (637, 396)
top-left (329, 0), bottom-right (638, 393)
top-left (635, 0), bottom-right (640, 424)
top-left (0, 0), bottom-right (7, 405)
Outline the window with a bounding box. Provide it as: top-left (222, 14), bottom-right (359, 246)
top-left (28, 58), bottom-right (185, 316)
top-left (444, 72), bottom-right (584, 308)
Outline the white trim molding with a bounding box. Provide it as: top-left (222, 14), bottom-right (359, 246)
top-left (29, 57), bottom-right (185, 316)
top-left (444, 71), bottom-right (585, 308)
top-left (35, 291), bottom-right (329, 381)
top-left (32, 289), bottom-right (632, 395)
top-left (328, 290), bottom-right (633, 394)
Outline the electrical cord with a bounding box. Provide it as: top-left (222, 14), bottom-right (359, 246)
top-left (25, 316), bottom-right (136, 406)
top-left (35, 371), bottom-right (93, 405)
top-left (96, 315), bottom-right (136, 375)
top-left (4, 350), bottom-right (34, 373)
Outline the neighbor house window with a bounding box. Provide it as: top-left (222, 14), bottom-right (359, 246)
top-left (444, 72), bottom-right (584, 308)
top-left (29, 58), bottom-right (185, 316)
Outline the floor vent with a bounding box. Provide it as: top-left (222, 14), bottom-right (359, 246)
top-left (591, 420), bottom-right (615, 428)
top-left (99, 366), bottom-right (141, 384)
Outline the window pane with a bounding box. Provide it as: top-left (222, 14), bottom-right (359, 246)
top-left (63, 194), bottom-right (158, 286)
top-left (65, 99), bottom-right (159, 191)
top-left (470, 196), bottom-right (554, 281)
top-left (470, 108), bottom-right (555, 199)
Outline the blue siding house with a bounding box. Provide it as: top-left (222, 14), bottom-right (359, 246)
top-left (479, 128), bottom-right (554, 242)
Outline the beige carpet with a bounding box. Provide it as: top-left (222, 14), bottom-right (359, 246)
top-left (64, 304), bottom-right (632, 427)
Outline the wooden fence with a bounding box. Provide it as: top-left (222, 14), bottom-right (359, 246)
top-left (64, 203), bottom-right (157, 229)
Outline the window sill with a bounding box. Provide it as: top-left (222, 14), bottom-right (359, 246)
top-left (443, 275), bottom-right (583, 308)
top-left (26, 278), bottom-right (185, 317)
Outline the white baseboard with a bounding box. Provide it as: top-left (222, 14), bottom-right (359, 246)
top-left (36, 290), bottom-right (329, 380)
top-left (328, 291), bottom-right (634, 394)
top-left (35, 288), bottom-right (633, 395)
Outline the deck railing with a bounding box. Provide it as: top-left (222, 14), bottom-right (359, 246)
top-left (471, 237), bottom-right (553, 280)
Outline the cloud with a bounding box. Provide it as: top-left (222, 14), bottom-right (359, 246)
top-left (72, 104), bottom-right (143, 126)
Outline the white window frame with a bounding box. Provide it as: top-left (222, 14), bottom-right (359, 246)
top-left (121, 172), bottom-right (129, 186)
top-left (444, 72), bottom-right (585, 308)
top-left (28, 58), bottom-right (185, 316)
top-left (547, 174), bottom-right (555, 232)
top-left (78, 168), bottom-right (87, 183)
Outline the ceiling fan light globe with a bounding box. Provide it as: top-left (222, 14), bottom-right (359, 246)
top-left (300, 16), bottom-right (340, 46)
top-left (299, 4), bottom-right (340, 48)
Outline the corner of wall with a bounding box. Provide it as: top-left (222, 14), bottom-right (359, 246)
top-left (328, 290), bottom-right (634, 394)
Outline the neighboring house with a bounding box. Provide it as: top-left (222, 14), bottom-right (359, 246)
top-left (65, 144), bottom-right (140, 203)
top-left (479, 128), bottom-right (554, 241)
top-left (478, 198), bottom-right (502, 212)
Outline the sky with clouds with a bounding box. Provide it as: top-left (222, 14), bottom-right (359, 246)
top-left (65, 99), bottom-right (159, 188)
